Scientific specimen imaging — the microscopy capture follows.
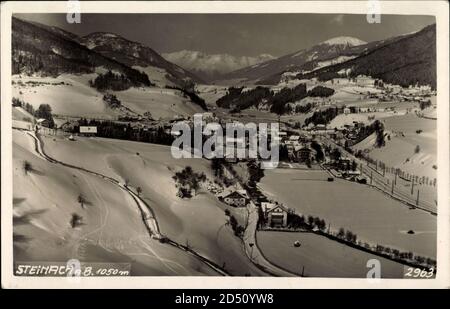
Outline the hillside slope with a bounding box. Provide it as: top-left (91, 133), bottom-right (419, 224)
top-left (80, 33), bottom-right (205, 87)
top-left (13, 130), bottom-right (218, 275)
top-left (40, 135), bottom-right (268, 276)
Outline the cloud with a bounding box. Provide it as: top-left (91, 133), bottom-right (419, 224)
top-left (330, 14), bottom-right (345, 26)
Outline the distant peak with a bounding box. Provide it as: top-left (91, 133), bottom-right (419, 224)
top-left (321, 36), bottom-right (366, 46)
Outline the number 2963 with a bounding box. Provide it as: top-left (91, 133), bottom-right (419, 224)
top-left (404, 267), bottom-right (435, 279)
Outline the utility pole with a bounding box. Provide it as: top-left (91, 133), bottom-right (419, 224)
top-left (391, 181), bottom-right (394, 195)
top-left (411, 177), bottom-right (415, 195)
top-left (394, 170), bottom-right (397, 186)
top-left (416, 190), bottom-right (420, 206)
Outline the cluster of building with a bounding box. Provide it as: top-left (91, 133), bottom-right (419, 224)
top-left (281, 133), bottom-right (318, 163)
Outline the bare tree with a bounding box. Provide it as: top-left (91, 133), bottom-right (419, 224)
top-left (77, 194), bottom-right (86, 209)
top-left (23, 160), bottom-right (33, 175)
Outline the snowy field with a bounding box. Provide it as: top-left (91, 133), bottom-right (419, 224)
top-left (111, 87), bottom-right (204, 120)
top-left (257, 231), bottom-right (405, 278)
top-left (13, 130), bottom-right (218, 275)
top-left (37, 134), bottom-right (267, 276)
top-left (259, 168), bottom-right (436, 258)
top-left (12, 74), bottom-right (204, 120)
top-left (12, 74), bottom-right (117, 118)
top-left (354, 113), bottom-right (437, 180)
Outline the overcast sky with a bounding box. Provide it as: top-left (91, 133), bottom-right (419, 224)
top-left (17, 13), bottom-right (435, 57)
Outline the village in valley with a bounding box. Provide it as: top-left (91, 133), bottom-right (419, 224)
top-left (11, 14), bottom-right (438, 278)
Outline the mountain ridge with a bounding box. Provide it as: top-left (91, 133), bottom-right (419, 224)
top-left (295, 24), bottom-right (436, 89)
top-left (79, 32), bottom-right (205, 86)
top-left (12, 17), bottom-right (151, 89)
top-left (12, 17), bottom-right (204, 89)
top-left (162, 50), bottom-right (275, 81)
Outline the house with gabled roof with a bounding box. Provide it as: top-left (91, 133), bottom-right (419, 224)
top-left (222, 190), bottom-right (248, 207)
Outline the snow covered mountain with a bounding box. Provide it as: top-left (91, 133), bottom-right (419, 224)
top-left (162, 50), bottom-right (275, 81)
top-left (216, 36), bottom-right (368, 85)
top-left (12, 17), bottom-right (204, 89)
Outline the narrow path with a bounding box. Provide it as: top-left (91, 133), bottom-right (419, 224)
top-left (23, 130), bottom-right (228, 276)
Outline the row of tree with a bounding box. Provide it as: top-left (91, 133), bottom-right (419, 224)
top-left (165, 85), bottom-right (208, 110)
top-left (304, 106), bottom-right (340, 126)
top-left (230, 87), bottom-right (273, 112)
top-left (217, 84), bottom-right (334, 115)
top-left (89, 70), bottom-right (151, 91)
top-left (307, 85), bottom-right (335, 97)
top-left (72, 118), bottom-right (174, 145)
top-left (353, 151), bottom-right (437, 187)
top-left (285, 212), bottom-right (327, 231)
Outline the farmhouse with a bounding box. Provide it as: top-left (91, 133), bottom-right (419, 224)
top-left (222, 190), bottom-right (248, 207)
top-left (261, 202), bottom-right (288, 227)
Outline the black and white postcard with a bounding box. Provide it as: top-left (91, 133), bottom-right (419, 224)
top-left (1, 0), bottom-right (449, 289)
